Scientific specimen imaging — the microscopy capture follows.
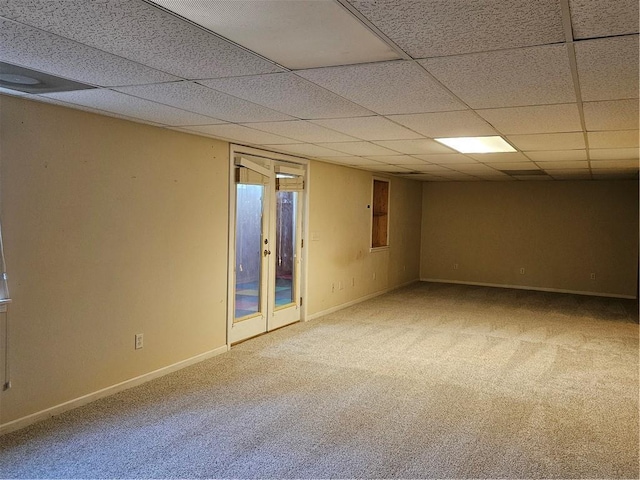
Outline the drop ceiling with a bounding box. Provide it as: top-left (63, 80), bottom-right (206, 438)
top-left (0, 0), bottom-right (637, 182)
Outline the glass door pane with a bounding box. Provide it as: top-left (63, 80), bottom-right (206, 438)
top-left (234, 168), bottom-right (267, 322)
top-left (275, 190), bottom-right (297, 309)
top-left (268, 169), bottom-right (303, 331)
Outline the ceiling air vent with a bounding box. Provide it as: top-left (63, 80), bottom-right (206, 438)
top-left (0, 62), bottom-right (96, 94)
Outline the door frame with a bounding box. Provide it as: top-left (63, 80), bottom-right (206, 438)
top-left (227, 145), bottom-right (309, 346)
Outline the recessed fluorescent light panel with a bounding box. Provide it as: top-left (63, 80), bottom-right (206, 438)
top-left (0, 62), bottom-right (95, 94)
top-left (149, 0), bottom-right (400, 69)
top-left (435, 136), bottom-right (517, 154)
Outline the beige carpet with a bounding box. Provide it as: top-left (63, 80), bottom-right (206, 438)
top-left (1, 282), bottom-right (638, 478)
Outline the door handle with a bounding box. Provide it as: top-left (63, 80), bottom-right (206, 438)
top-left (263, 249), bottom-right (271, 257)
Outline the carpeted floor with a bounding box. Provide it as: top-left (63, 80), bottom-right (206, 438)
top-left (1, 282), bottom-right (638, 479)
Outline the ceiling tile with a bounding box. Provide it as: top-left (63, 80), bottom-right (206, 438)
top-left (362, 155), bottom-right (425, 165)
top-left (151, 0), bottom-right (398, 69)
top-left (507, 132), bottom-right (586, 150)
top-left (0, 0), bottom-right (282, 79)
top-left (179, 124), bottom-right (298, 145)
top-left (403, 164), bottom-right (458, 173)
top-left (200, 73), bottom-right (372, 119)
top-left (319, 157), bottom-right (385, 166)
top-left (243, 120), bottom-right (357, 143)
top-left (316, 142), bottom-right (399, 156)
top-left (536, 161), bottom-right (589, 169)
top-left (361, 164), bottom-right (413, 172)
top-left (590, 159), bottom-right (639, 169)
top-left (524, 150), bottom-right (587, 161)
top-left (0, 18), bottom-right (178, 87)
top-left (470, 173), bottom-right (513, 179)
top-left (478, 104), bottom-right (582, 134)
top-left (270, 144), bottom-right (346, 157)
top-left (569, 0), bottom-right (639, 39)
top-left (589, 148), bottom-right (639, 160)
top-left (449, 164), bottom-right (502, 174)
top-left (575, 36), bottom-right (639, 101)
top-left (310, 116), bottom-right (423, 141)
top-left (420, 44), bottom-right (575, 109)
top-left (115, 82), bottom-right (293, 123)
top-left (468, 152), bottom-right (530, 163)
top-left (412, 154), bottom-right (477, 164)
top-left (387, 110), bottom-right (497, 138)
top-left (583, 100), bottom-right (639, 131)
top-left (298, 61), bottom-right (463, 115)
top-left (316, 158), bottom-right (353, 168)
top-left (489, 162), bottom-right (540, 170)
top-left (421, 177), bottom-right (458, 182)
top-left (346, 0), bottom-right (564, 58)
top-left (41, 89), bottom-right (224, 126)
top-left (512, 175), bottom-right (553, 181)
top-left (34, 94), bottom-right (150, 124)
top-left (397, 173), bottom-right (446, 181)
top-left (587, 130), bottom-right (639, 149)
top-left (371, 139), bottom-right (454, 154)
top-left (430, 171), bottom-right (480, 180)
top-left (546, 168), bottom-right (591, 175)
top-left (482, 175), bottom-right (517, 181)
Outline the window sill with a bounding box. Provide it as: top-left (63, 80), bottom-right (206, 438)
top-left (370, 246), bottom-right (389, 253)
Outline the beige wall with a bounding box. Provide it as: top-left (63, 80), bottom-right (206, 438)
top-left (307, 162), bottom-right (422, 316)
top-left (421, 181), bottom-right (639, 297)
top-left (0, 96), bottom-right (229, 424)
top-left (0, 96), bottom-right (423, 427)
top-left (7, 92), bottom-right (634, 428)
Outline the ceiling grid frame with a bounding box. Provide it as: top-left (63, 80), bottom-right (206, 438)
top-left (559, 0), bottom-right (593, 179)
top-left (0, 0), bottom-right (636, 182)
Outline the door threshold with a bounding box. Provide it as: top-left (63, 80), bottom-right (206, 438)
top-left (230, 320), bottom-right (300, 347)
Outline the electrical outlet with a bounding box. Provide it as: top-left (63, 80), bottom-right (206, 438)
top-left (373, 272), bottom-right (376, 280)
top-left (590, 273), bottom-right (596, 280)
top-left (331, 282), bottom-right (335, 293)
top-left (351, 277), bottom-right (355, 287)
top-left (453, 263), bottom-right (459, 270)
top-left (135, 333), bottom-right (143, 350)
top-left (339, 281), bottom-right (344, 290)
top-left (519, 268), bottom-right (525, 275)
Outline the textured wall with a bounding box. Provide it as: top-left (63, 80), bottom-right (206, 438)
top-left (0, 96), bottom-right (229, 424)
top-left (421, 181), bottom-right (639, 297)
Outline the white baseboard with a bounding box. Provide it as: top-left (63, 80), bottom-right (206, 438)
top-left (0, 344), bottom-right (229, 436)
top-left (420, 278), bottom-right (637, 299)
top-left (306, 279), bottom-right (419, 321)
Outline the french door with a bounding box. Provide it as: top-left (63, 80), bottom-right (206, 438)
top-left (228, 151), bottom-right (305, 344)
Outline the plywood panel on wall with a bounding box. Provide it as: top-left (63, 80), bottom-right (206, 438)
top-left (420, 181), bottom-right (639, 297)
